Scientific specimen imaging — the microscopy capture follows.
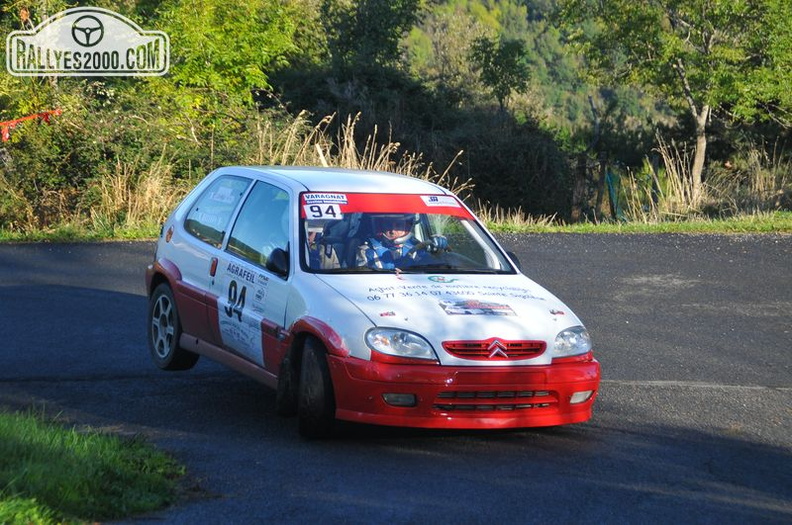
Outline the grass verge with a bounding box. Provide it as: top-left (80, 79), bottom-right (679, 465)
top-left (1, 211), bottom-right (791, 243)
top-left (484, 211), bottom-right (792, 234)
top-left (0, 410), bottom-right (184, 525)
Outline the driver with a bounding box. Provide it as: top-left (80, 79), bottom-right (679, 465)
top-left (357, 214), bottom-right (447, 269)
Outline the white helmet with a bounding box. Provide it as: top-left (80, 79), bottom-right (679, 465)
top-left (373, 214), bottom-right (414, 246)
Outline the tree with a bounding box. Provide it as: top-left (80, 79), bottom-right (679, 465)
top-left (404, 5), bottom-right (493, 105)
top-left (470, 36), bottom-right (530, 111)
top-left (155, 0), bottom-right (301, 108)
top-left (321, 0), bottom-right (422, 70)
top-left (735, 0), bottom-right (792, 126)
top-left (558, 0), bottom-right (792, 203)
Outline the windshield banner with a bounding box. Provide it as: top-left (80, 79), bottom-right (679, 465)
top-left (300, 193), bottom-right (472, 219)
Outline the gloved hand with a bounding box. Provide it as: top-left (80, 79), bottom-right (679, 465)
top-left (428, 235), bottom-right (448, 253)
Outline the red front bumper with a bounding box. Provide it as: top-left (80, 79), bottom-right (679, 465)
top-left (328, 355), bottom-right (600, 429)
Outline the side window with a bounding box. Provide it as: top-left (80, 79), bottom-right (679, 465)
top-left (184, 176), bottom-right (251, 248)
top-left (227, 181), bottom-right (290, 267)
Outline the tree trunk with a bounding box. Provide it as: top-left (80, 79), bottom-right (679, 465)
top-left (570, 153), bottom-right (587, 222)
top-left (671, 56), bottom-right (709, 208)
top-left (595, 151), bottom-right (609, 220)
top-left (691, 105), bottom-right (710, 206)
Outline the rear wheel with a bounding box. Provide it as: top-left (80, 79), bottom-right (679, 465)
top-left (298, 337), bottom-right (336, 439)
top-left (148, 283), bottom-right (200, 371)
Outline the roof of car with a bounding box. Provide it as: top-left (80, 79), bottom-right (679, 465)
top-left (217, 166), bottom-right (452, 195)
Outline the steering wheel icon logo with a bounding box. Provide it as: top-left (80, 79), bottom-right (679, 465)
top-left (71, 15), bottom-right (104, 47)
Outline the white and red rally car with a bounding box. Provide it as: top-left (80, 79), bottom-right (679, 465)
top-left (146, 166), bottom-right (600, 438)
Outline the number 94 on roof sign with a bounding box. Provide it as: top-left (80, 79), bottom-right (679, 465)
top-left (6, 7), bottom-right (169, 77)
top-left (304, 204), bottom-right (343, 220)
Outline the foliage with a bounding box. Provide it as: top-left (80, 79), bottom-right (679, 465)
top-left (450, 109), bottom-right (570, 214)
top-left (557, 0), bottom-right (792, 198)
top-left (559, 0), bottom-right (760, 111)
top-left (320, 0), bottom-right (422, 70)
top-left (404, 0), bottom-right (669, 170)
top-left (469, 36), bottom-right (530, 110)
top-left (154, 0), bottom-right (300, 107)
top-left (0, 0), bottom-right (790, 238)
top-left (736, 0), bottom-right (792, 126)
top-left (404, 4), bottom-right (492, 106)
top-left (0, 0), bottom-right (312, 233)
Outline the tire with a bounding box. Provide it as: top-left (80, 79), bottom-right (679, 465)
top-left (148, 283), bottom-right (200, 371)
top-left (298, 337), bottom-right (336, 439)
top-left (275, 350), bottom-right (299, 417)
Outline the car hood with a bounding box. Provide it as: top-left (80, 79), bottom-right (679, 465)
top-left (315, 272), bottom-right (583, 364)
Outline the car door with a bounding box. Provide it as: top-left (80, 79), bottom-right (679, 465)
top-left (177, 174), bottom-right (252, 343)
top-left (209, 180), bottom-right (293, 370)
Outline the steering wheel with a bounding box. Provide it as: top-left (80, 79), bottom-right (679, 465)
top-left (405, 241), bottom-right (432, 257)
top-left (406, 237), bottom-right (449, 257)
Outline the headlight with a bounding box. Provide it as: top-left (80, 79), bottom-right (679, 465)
top-left (365, 328), bottom-right (438, 361)
top-left (552, 326), bottom-right (592, 357)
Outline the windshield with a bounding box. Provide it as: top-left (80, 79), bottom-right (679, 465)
top-left (299, 192), bottom-right (515, 274)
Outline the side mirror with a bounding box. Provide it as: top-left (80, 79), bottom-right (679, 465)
top-left (506, 251), bottom-right (522, 272)
top-left (266, 247), bottom-right (289, 278)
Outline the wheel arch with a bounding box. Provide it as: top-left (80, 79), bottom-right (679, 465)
top-left (276, 317), bottom-right (349, 413)
top-left (279, 317), bottom-right (346, 387)
top-left (146, 259), bottom-right (182, 297)
top-left (287, 316), bottom-right (349, 358)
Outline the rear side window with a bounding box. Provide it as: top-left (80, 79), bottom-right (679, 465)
top-left (227, 181), bottom-right (290, 267)
top-left (184, 176), bottom-right (251, 247)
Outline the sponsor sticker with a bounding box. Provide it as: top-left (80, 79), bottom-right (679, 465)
top-left (439, 299), bottom-right (516, 316)
top-left (210, 185), bottom-right (238, 204)
top-left (421, 195), bottom-right (460, 207)
top-left (303, 193), bottom-right (348, 205)
top-left (303, 203), bottom-right (343, 220)
top-left (428, 276), bottom-right (459, 283)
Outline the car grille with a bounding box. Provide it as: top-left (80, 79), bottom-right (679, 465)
top-left (433, 390), bottom-right (556, 412)
top-left (442, 338), bottom-right (546, 360)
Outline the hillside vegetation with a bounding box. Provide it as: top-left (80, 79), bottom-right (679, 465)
top-left (1, 0), bottom-right (790, 237)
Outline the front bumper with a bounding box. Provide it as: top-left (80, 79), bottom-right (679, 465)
top-left (328, 356), bottom-right (600, 429)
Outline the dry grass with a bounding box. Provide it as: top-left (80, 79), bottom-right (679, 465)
top-left (89, 152), bottom-right (190, 234)
top-left (0, 111), bottom-right (469, 237)
top-left (616, 135), bottom-right (792, 223)
top-left (83, 112), bottom-right (469, 236)
top-left (474, 199), bottom-right (557, 230)
top-left (246, 110), bottom-right (333, 166)
top-left (5, 113), bottom-right (789, 238)
top-left (706, 143), bottom-right (792, 214)
top-left (246, 111), bottom-right (471, 196)
top-left (619, 136), bottom-right (705, 222)
top-left (0, 170), bottom-right (84, 232)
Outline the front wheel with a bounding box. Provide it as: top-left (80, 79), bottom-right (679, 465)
top-left (148, 283), bottom-right (200, 371)
top-left (275, 350), bottom-right (299, 417)
top-left (298, 337), bottom-right (336, 439)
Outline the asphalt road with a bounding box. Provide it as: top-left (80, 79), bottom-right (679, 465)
top-left (0, 235), bottom-right (790, 524)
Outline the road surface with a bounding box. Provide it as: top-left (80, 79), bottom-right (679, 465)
top-left (0, 234), bottom-right (790, 524)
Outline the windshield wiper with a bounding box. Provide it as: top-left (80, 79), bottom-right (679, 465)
top-left (402, 263), bottom-right (456, 270)
top-left (314, 266), bottom-right (508, 275)
top-left (403, 265), bottom-right (508, 274)
top-left (315, 266), bottom-right (405, 274)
